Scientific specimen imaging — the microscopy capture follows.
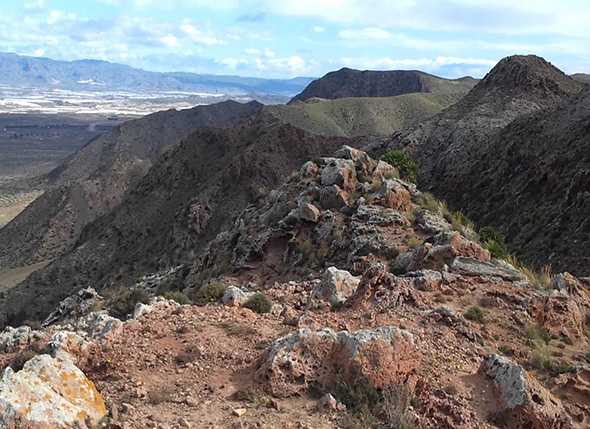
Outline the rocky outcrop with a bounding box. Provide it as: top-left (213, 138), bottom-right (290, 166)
top-left (480, 354), bottom-right (573, 429)
top-left (257, 326), bottom-right (418, 397)
top-left (309, 267), bottom-right (360, 307)
top-left (0, 326), bottom-right (43, 354)
top-left (0, 353), bottom-right (107, 429)
top-left (394, 232), bottom-right (490, 273)
top-left (42, 288), bottom-right (103, 327)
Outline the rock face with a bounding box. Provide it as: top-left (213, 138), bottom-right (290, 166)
top-left (479, 354), bottom-right (573, 429)
top-left (0, 353), bottom-right (107, 429)
top-left (256, 326), bottom-right (418, 397)
top-left (290, 68), bottom-right (477, 102)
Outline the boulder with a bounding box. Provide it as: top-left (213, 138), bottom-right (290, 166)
top-left (415, 210), bottom-right (452, 235)
top-left (75, 311), bottom-right (123, 340)
top-left (48, 331), bottom-right (90, 365)
top-left (533, 293), bottom-right (585, 341)
top-left (298, 201), bottom-right (321, 223)
top-left (222, 286), bottom-right (254, 307)
top-left (42, 288), bottom-right (103, 327)
top-left (0, 326), bottom-right (44, 353)
top-left (372, 160), bottom-right (399, 182)
top-left (479, 354), bottom-right (573, 429)
top-left (379, 179), bottom-right (412, 211)
top-left (310, 267), bottom-right (361, 307)
top-left (319, 158), bottom-right (357, 192)
top-left (256, 326), bottom-right (418, 397)
top-left (0, 353), bottom-right (107, 429)
top-left (132, 297), bottom-right (180, 320)
top-left (450, 257), bottom-right (525, 281)
top-left (319, 185), bottom-right (351, 209)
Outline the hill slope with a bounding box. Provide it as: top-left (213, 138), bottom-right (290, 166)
top-left (572, 73), bottom-right (590, 84)
top-left (385, 55), bottom-right (587, 273)
top-left (0, 117), bottom-right (352, 324)
top-left (266, 92), bottom-right (465, 137)
top-left (0, 100), bottom-right (263, 269)
top-left (290, 68), bottom-right (477, 102)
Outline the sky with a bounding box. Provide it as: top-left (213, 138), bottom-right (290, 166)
top-left (1, 0), bottom-right (589, 79)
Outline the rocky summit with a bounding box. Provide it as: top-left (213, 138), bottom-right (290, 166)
top-left (2, 147), bottom-right (589, 428)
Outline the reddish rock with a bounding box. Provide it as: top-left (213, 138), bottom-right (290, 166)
top-left (479, 354), bottom-right (573, 429)
top-left (380, 179), bottom-right (412, 212)
top-left (533, 293), bottom-right (585, 341)
top-left (256, 325), bottom-right (419, 397)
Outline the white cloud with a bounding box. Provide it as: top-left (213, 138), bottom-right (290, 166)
top-left (339, 27), bottom-right (392, 41)
top-left (340, 55), bottom-right (496, 71)
top-left (180, 23), bottom-right (224, 46)
top-left (312, 26), bottom-right (325, 33)
top-left (217, 57), bottom-right (247, 69)
top-left (159, 34), bottom-right (179, 48)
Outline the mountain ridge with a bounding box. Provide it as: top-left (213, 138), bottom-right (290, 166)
top-left (290, 67), bottom-right (478, 103)
top-left (0, 52), bottom-right (314, 95)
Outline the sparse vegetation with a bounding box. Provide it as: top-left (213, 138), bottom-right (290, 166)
top-left (480, 226), bottom-right (510, 259)
top-left (217, 321), bottom-right (258, 336)
top-left (498, 345), bottom-right (514, 356)
top-left (526, 325), bottom-right (552, 345)
top-left (464, 306), bottom-right (486, 323)
top-left (505, 255), bottom-right (553, 289)
top-left (381, 149), bottom-right (418, 183)
top-left (106, 287), bottom-right (151, 319)
top-left (334, 380), bottom-right (416, 429)
top-left (243, 293), bottom-right (273, 314)
top-left (415, 192), bottom-right (477, 238)
top-left (161, 291), bottom-right (191, 305)
top-left (191, 282), bottom-right (227, 305)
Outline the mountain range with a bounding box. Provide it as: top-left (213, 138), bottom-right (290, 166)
top-left (0, 52), bottom-right (314, 95)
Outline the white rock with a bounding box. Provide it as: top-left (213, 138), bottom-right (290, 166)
top-left (0, 353), bottom-right (107, 429)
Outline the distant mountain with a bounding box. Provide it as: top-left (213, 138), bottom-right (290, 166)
top-left (572, 73), bottom-right (590, 84)
top-left (0, 52), bottom-right (314, 95)
top-left (290, 68), bottom-right (478, 103)
top-left (385, 54), bottom-right (587, 273)
top-left (0, 100), bottom-right (263, 269)
top-left (0, 116), bottom-right (353, 325)
top-left (266, 92), bottom-right (466, 138)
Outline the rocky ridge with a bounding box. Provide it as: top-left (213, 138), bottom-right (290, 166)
top-left (2, 148), bottom-right (589, 428)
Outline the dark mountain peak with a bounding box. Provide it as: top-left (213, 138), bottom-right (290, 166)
top-left (475, 54), bottom-right (582, 96)
top-left (290, 67), bottom-right (477, 103)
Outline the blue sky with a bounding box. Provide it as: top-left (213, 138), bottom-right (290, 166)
top-left (2, 0), bottom-right (589, 79)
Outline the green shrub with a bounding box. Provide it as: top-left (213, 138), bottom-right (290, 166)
top-left (526, 325), bottom-right (552, 345)
top-left (530, 341), bottom-right (553, 371)
top-left (243, 293), bottom-right (272, 314)
top-left (192, 283), bottom-right (227, 305)
top-left (464, 306), bottom-right (486, 323)
top-left (107, 287), bottom-right (151, 318)
top-left (480, 226), bottom-right (510, 259)
top-left (381, 149), bottom-right (418, 183)
top-left (161, 291), bottom-right (191, 305)
top-left (498, 345), bottom-right (514, 356)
